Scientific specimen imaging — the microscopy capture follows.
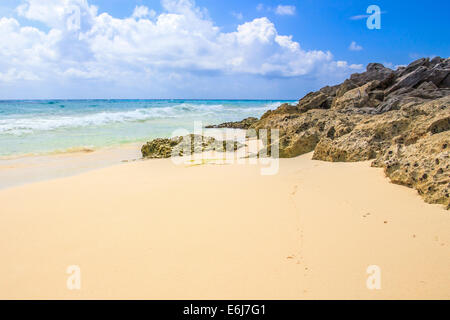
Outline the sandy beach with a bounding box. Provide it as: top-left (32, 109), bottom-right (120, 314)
top-left (0, 149), bottom-right (448, 300)
top-left (0, 0), bottom-right (448, 306)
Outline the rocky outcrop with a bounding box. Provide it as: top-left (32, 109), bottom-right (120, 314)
top-left (373, 132), bottom-right (449, 209)
top-left (142, 134), bottom-right (244, 158)
top-left (248, 56), bottom-right (450, 208)
top-left (332, 80), bottom-right (383, 110)
top-left (205, 117), bottom-right (258, 129)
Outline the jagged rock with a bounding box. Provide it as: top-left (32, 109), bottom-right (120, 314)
top-left (312, 114), bottom-right (411, 162)
top-left (297, 92), bottom-right (330, 113)
top-left (417, 81), bottom-right (438, 91)
top-left (259, 103), bottom-right (299, 120)
top-left (253, 109), bottom-right (362, 159)
top-left (205, 117), bottom-right (258, 129)
top-left (349, 63), bottom-right (395, 87)
top-left (386, 58), bottom-right (450, 95)
top-left (441, 74), bottom-right (450, 88)
top-left (142, 134), bottom-right (244, 158)
top-left (244, 57), bottom-right (449, 208)
top-left (332, 80), bottom-right (382, 110)
top-left (425, 66), bottom-right (450, 87)
top-left (336, 79), bottom-right (358, 98)
top-left (386, 66), bottom-right (432, 95)
top-left (373, 132), bottom-right (449, 209)
top-left (293, 85), bottom-right (340, 114)
top-left (375, 97), bottom-right (402, 113)
top-left (429, 56), bottom-right (443, 68)
top-left (398, 57), bottom-right (430, 77)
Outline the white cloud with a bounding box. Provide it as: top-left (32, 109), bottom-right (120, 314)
top-left (395, 64), bottom-right (406, 70)
top-left (132, 5), bottom-right (156, 19)
top-left (349, 14), bottom-right (370, 21)
top-left (16, 0), bottom-right (98, 30)
top-left (350, 64), bottom-right (364, 70)
top-left (335, 61), bottom-right (364, 70)
top-left (349, 41), bottom-right (363, 51)
top-left (350, 11), bottom-right (387, 20)
top-left (0, 0), bottom-right (358, 98)
top-left (231, 11), bottom-right (243, 20)
top-left (275, 5), bottom-right (296, 16)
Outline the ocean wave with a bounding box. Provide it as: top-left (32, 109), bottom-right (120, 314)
top-left (0, 102), bottom-right (285, 135)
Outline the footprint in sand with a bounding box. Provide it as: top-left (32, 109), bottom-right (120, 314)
top-left (290, 185), bottom-right (298, 196)
top-left (287, 255), bottom-right (303, 265)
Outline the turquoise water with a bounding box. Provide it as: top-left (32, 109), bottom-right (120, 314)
top-left (0, 100), bottom-right (292, 157)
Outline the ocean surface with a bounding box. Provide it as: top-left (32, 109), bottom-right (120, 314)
top-left (0, 100), bottom-right (293, 158)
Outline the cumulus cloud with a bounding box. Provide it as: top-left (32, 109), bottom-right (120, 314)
top-left (132, 5), bottom-right (156, 19)
top-left (275, 5), bottom-right (296, 16)
top-left (349, 41), bottom-right (363, 51)
top-left (0, 0), bottom-right (358, 97)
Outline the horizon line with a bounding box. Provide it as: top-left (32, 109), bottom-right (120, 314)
top-left (0, 98), bottom-right (298, 102)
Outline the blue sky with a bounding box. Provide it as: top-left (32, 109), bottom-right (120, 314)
top-left (0, 0), bottom-right (448, 99)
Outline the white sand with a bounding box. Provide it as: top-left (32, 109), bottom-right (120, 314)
top-left (0, 151), bottom-right (448, 299)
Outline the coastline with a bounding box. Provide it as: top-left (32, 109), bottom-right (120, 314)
top-left (0, 151), bottom-right (448, 299)
top-left (0, 128), bottom-right (248, 190)
top-left (0, 142), bottom-right (143, 190)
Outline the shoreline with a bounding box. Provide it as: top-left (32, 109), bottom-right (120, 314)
top-left (0, 129), bottom-right (249, 190)
top-left (0, 142), bottom-right (143, 190)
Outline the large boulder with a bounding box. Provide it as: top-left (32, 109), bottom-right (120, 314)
top-left (348, 63), bottom-right (395, 88)
top-left (398, 57), bottom-right (430, 77)
top-left (332, 80), bottom-right (382, 110)
top-left (386, 66), bottom-right (432, 95)
top-left (296, 85), bottom-right (339, 113)
top-left (142, 134), bottom-right (244, 158)
top-left (252, 109), bottom-right (362, 159)
top-left (386, 57), bottom-right (450, 95)
top-left (297, 91), bottom-right (330, 113)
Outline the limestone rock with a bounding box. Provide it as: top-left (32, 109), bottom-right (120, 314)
top-left (398, 57), bottom-right (430, 77)
top-left (332, 80), bottom-right (382, 110)
top-left (349, 63), bottom-right (395, 87)
top-left (386, 66), bottom-right (432, 95)
top-left (243, 57), bottom-right (449, 208)
top-left (142, 134), bottom-right (244, 158)
top-left (296, 85), bottom-right (339, 113)
top-left (297, 91), bottom-right (330, 113)
top-left (205, 117), bottom-right (258, 129)
top-left (373, 133), bottom-right (449, 209)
